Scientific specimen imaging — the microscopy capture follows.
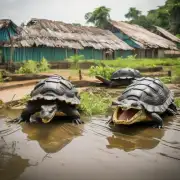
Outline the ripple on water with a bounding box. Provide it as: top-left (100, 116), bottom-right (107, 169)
top-left (0, 110), bottom-right (180, 180)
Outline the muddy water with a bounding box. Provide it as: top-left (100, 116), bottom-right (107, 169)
top-left (0, 109), bottom-right (180, 180)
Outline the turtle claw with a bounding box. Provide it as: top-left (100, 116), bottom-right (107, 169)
top-left (153, 124), bottom-right (163, 129)
top-left (72, 118), bottom-right (84, 125)
top-left (10, 117), bottom-right (24, 124)
top-left (106, 116), bottom-right (113, 125)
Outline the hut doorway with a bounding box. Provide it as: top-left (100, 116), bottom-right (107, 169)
top-left (105, 49), bottom-right (114, 60)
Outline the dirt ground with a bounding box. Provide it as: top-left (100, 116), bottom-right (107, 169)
top-left (0, 69), bottom-right (180, 103)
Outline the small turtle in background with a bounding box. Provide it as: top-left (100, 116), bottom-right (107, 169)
top-left (95, 68), bottom-right (142, 87)
top-left (13, 75), bottom-right (83, 124)
top-left (108, 77), bottom-right (177, 128)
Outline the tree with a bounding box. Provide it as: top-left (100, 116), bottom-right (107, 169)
top-left (125, 7), bottom-right (142, 20)
top-left (165, 0), bottom-right (180, 34)
top-left (125, 0), bottom-right (180, 35)
top-left (147, 7), bottom-right (170, 30)
top-left (125, 7), bottom-right (152, 29)
top-left (85, 6), bottom-right (111, 28)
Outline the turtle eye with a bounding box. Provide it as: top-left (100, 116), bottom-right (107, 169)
top-left (131, 102), bottom-right (138, 107)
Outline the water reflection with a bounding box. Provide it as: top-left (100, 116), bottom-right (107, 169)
top-left (0, 139), bottom-right (30, 180)
top-left (106, 126), bottom-right (165, 152)
top-left (21, 120), bottom-right (84, 153)
top-left (106, 118), bottom-right (172, 152)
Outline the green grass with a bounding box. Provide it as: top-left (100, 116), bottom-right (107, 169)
top-left (175, 97), bottom-right (180, 108)
top-left (94, 58), bottom-right (180, 68)
top-left (74, 58), bottom-right (180, 68)
top-left (0, 72), bottom-right (3, 82)
top-left (79, 91), bottom-right (112, 116)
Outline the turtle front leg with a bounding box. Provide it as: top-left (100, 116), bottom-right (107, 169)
top-left (106, 114), bottom-right (114, 125)
top-left (150, 113), bottom-right (163, 129)
top-left (166, 108), bottom-right (177, 116)
top-left (169, 102), bottom-right (178, 112)
top-left (62, 106), bottom-right (84, 125)
top-left (13, 103), bottom-right (40, 124)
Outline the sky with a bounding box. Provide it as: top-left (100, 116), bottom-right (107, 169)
top-left (0, 0), bottom-right (166, 25)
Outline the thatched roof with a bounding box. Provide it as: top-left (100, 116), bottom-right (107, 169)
top-left (0, 19), bottom-right (18, 30)
top-left (0, 19), bottom-right (12, 29)
top-left (109, 21), bottom-right (177, 50)
top-left (154, 26), bottom-right (180, 43)
top-left (9, 18), bottom-right (133, 50)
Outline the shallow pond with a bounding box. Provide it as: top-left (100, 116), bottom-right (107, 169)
top-left (0, 109), bottom-right (180, 180)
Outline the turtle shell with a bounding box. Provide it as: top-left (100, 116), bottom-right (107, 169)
top-left (29, 75), bottom-right (80, 105)
top-left (117, 77), bottom-right (174, 113)
top-left (110, 68), bottom-right (141, 81)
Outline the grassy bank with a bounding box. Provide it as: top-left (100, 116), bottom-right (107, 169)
top-left (7, 88), bottom-right (180, 116)
top-left (96, 58), bottom-right (180, 68)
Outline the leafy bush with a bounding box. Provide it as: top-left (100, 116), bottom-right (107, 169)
top-left (38, 57), bottom-right (50, 72)
top-left (16, 57), bottom-right (50, 74)
top-left (176, 34), bottom-right (180, 38)
top-left (16, 60), bottom-right (38, 74)
top-left (79, 91), bottom-right (112, 116)
top-left (175, 97), bottom-right (180, 108)
top-left (89, 65), bottom-right (116, 80)
top-left (159, 77), bottom-right (172, 84)
top-left (68, 55), bottom-right (85, 69)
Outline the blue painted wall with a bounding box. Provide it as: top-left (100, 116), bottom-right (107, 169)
top-left (114, 32), bottom-right (141, 49)
top-left (0, 22), bottom-right (18, 41)
top-left (1, 47), bottom-right (106, 62)
top-left (2, 47), bottom-right (67, 62)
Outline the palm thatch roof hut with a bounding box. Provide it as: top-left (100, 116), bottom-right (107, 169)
top-left (153, 26), bottom-right (180, 52)
top-left (1, 18), bottom-right (133, 63)
top-left (105, 20), bottom-right (178, 58)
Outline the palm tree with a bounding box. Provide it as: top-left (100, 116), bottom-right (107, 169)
top-left (85, 6), bottom-right (111, 28)
top-left (125, 7), bottom-right (142, 20)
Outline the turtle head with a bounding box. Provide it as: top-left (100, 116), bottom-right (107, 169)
top-left (112, 99), bottom-right (146, 125)
top-left (40, 104), bottom-right (58, 124)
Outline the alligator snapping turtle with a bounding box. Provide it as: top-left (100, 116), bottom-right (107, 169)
top-left (96, 68), bottom-right (142, 87)
top-left (108, 77), bottom-right (177, 128)
top-left (13, 75), bottom-right (83, 124)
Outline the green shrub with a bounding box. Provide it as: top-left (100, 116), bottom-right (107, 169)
top-left (16, 58), bottom-right (50, 74)
top-left (89, 65), bottom-right (116, 80)
top-left (38, 57), bottom-right (50, 72)
top-left (79, 91), bottom-right (112, 116)
top-left (159, 77), bottom-right (172, 84)
top-left (68, 55), bottom-right (85, 69)
top-left (175, 97), bottom-right (180, 108)
top-left (16, 60), bottom-right (38, 74)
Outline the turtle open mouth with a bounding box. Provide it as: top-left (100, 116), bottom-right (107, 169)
top-left (41, 112), bottom-right (66, 123)
top-left (112, 107), bottom-right (145, 125)
top-left (42, 117), bottom-right (54, 124)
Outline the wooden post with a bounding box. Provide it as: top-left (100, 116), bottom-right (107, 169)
top-left (79, 69), bottom-right (82, 80)
top-left (7, 29), bottom-right (13, 64)
top-left (168, 70), bottom-right (171, 77)
top-left (65, 48), bottom-right (68, 59)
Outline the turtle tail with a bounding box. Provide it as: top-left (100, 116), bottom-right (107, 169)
top-left (95, 75), bottom-right (111, 86)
